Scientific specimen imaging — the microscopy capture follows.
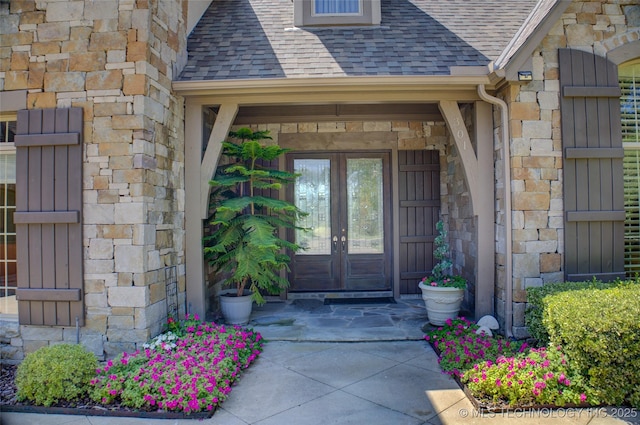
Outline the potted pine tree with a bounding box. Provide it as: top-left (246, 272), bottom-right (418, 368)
top-left (418, 220), bottom-right (467, 325)
top-left (204, 128), bottom-right (307, 325)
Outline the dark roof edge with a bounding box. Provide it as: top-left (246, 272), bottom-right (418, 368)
top-left (494, 0), bottom-right (572, 80)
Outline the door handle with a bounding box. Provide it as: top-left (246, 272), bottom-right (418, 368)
top-left (333, 236), bottom-right (338, 252)
top-left (341, 236), bottom-right (346, 252)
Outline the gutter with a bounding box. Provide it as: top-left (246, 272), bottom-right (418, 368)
top-left (172, 75), bottom-right (493, 96)
top-left (477, 84), bottom-right (514, 339)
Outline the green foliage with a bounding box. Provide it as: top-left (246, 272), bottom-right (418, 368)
top-left (204, 128), bottom-right (307, 305)
top-left (463, 346), bottom-right (599, 407)
top-left (543, 282), bottom-right (640, 407)
top-left (426, 317), bottom-right (526, 377)
top-left (525, 278), bottom-right (620, 345)
top-left (90, 320), bottom-right (263, 413)
top-left (419, 220), bottom-right (466, 289)
top-left (16, 344), bottom-right (98, 407)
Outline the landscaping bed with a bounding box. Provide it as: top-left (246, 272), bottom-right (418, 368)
top-left (0, 315), bottom-right (263, 419)
top-left (425, 318), bottom-right (592, 413)
top-left (424, 280), bottom-right (640, 412)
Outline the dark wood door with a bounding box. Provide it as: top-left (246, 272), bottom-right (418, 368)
top-left (398, 150), bottom-right (441, 295)
top-left (287, 152), bottom-right (392, 292)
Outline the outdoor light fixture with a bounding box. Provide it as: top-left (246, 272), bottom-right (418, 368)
top-left (518, 71), bottom-right (533, 81)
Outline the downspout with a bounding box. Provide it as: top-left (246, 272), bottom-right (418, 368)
top-left (477, 84), bottom-right (514, 338)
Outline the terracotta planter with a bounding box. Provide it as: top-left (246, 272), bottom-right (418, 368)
top-left (418, 282), bottom-right (464, 326)
top-left (219, 289), bottom-right (253, 325)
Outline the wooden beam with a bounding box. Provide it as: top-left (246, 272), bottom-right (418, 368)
top-left (200, 103), bottom-right (238, 219)
top-left (438, 100), bottom-right (479, 205)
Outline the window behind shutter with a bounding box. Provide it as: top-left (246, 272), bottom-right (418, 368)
top-left (14, 108), bottom-right (84, 326)
top-left (620, 62), bottom-right (640, 277)
top-left (559, 49), bottom-right (625, 282)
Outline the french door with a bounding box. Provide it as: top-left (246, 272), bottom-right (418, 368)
top-left (287, 152), bottom-right (392, 292)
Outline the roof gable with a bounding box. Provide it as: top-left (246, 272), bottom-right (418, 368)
top-left (495, 0), bottom-right (572, 80)
top-left (179, 0), bottom-right (538, 82)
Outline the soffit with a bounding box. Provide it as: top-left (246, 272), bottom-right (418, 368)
top-left (233, 103), bottom-right (445, 123)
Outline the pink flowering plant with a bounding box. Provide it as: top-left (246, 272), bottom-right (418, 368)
top-left (425, 317), bottom-right (599, 408)
top-left (462, 346), bottom-right (599, 407)
top-left (90, 314), bottom-right (263, 414)
top-left (425, 317), bottom-right (527, 378)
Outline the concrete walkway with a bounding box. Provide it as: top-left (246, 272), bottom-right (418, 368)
top-left (2, 300), bottom-right (638, 425)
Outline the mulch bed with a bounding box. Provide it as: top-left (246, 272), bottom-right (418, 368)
top-left (0, 363), bottom-right (214, 419)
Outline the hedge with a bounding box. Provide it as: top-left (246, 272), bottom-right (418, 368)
top-left (525, 279), bottom-right (621, 345)
top-left (542, 282), bottom-right (640, 407)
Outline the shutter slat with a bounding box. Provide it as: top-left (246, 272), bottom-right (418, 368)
top-left (14, 133), bottom-right (79, 147)
top-left (566, 210), bottom-right (626, 221)
top-left (14, 211), bottom-right (79, 224)
top-left (566, 272), bottom-right (626, 281)
top-left (563, 86), bottom-right (622, 97)
top-left (16, 288), bottom-right (81, 301)
top-left (565, 147), bottom-right (624, 159)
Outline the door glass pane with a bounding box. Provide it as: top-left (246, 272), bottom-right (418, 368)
top-left (347, 158), bottom-right (383, 254)
top-left (294, 159), bottom-right (331, 255)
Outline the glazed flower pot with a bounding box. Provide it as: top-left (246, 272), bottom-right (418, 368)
top-left (219, 289), bottom-right (253, 325)
top-left (418, 282), bottom-right (464, 326)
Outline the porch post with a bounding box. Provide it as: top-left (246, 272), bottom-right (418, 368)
top-left (185, 99), bottom-right (206, 318)
top-left (439, 100), bottom-right (495, 319)
top-left (474, 101), bottom-right (495, 318)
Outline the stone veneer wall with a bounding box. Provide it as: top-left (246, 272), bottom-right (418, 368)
top-left (0, 0), bottom-right (187, 359)
top-left (495, 0), bottom-right (639, 338)
top-left (442, 103), bottom-right (477, 314)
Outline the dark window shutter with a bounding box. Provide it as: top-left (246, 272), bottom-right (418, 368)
top-left (559, 49), bottom-right (625, 282)
top-left (14, 108), bottom-right (84, 326)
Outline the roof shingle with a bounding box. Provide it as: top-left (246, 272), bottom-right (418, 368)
top-left (179, 0), bottom-right (538, 81)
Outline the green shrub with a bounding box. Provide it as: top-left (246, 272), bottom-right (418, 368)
top-left (543, 282), bottom-right (640, 407)
top-left (16, 343), bottom-right (98, 407)
top-left (525, 279), bottom-right (619, 345)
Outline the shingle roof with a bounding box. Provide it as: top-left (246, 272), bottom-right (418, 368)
top-left (178, 0), bottom-right (539, 81)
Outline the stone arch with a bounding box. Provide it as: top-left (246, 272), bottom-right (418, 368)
top-left (602, 31), bottom-right (640, 65)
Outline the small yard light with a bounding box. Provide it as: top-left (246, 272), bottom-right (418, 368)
top-left (518, 71), bottom-right (533, 81)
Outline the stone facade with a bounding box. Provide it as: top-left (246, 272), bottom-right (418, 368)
top-left (495, 0), bottom-right (639, 337)
top-left (2, 0), bottom-right (638, 361)
top-left (0, 0), bottom-right (187, 359)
